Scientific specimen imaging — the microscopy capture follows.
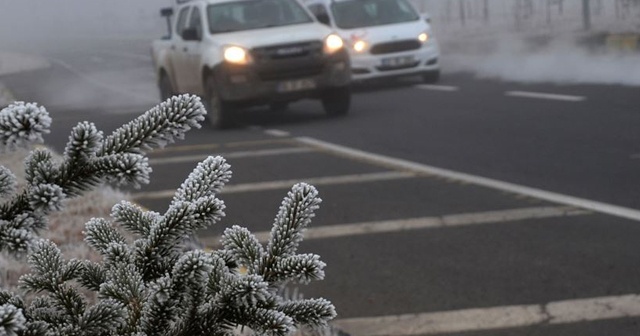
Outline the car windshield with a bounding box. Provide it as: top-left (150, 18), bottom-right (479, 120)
top-left (331, 0), bottom-right (419, 29)
top-left (207, 0), bottom-right (314, 34)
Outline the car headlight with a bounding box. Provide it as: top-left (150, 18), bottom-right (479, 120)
top-left (418, 32), bottom-right (429, 43)
top-left (324, 34), bottom-right (344, 54)
top-left (223, 46), bottom-right (252, 64)
top-left (353, 40), bottom-right (367, 53)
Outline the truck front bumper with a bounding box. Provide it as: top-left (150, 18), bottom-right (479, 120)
top-left (213, 50), bottom-right (350, 105)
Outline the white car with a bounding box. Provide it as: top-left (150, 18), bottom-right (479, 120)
top-left (303, 0), bottom-right (440, 83)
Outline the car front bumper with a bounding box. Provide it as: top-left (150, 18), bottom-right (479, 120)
top-left (213, 49), bottom-right (350, 105)
top-left (350, 41), bottom-right (440, 81)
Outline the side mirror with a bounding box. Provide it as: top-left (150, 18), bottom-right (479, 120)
top-left (161, 7), bottom-right (174, 17)
top-left (182, 28), bottom-right (200, 41)
top-left (421, 13), bottom-right (431, 24)
top-left (315, 12), bottom-right (331, 26)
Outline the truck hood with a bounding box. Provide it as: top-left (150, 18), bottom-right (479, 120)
top-left (210, 23), bottom-right (333, 48)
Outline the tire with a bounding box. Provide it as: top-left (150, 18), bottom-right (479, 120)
top-left (269, 102), bottom-right (289, 113)
top-left (204, 76), bottom-right (234, 129)
top-left (158, 72), bottom-right (174, 101)
top-left (422, 70), bottom-right (441, 84)
top-left (321, 86), bottom-right (351, 117)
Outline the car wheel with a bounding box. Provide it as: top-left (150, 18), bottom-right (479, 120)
top-left (269, 102), bottom-right (289, 113)
top-left (423, 70), bottom-right (441, 84)
top-left (159, 72), bottom-right (174, 101)
top-left (322, 86), bottom-right (350, 117)
top-left (205, 76), bottom-right (234, 129)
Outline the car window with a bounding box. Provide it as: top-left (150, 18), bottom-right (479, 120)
top-left (331, 0), bottom-right (419, 29)
top-left (188, 7), bottom-right (203, 40)
top-left (207, 0), bottom-right (313, 34)
top-left (176, 6), bottom-right (191, 38)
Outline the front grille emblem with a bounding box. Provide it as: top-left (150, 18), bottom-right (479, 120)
top-left (275, 46), bottom-right (305, 56)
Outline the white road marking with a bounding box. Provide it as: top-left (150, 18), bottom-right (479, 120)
top-left (332, 294), bottom-right (640, 336)
top-left (264, 129), bottom-right (290, 137)
top-left (505, 91), bottom-right (586, 102)
top-left (149, 147), bottom-right (313, 165)
top-left (297, 137), bottom-right (640, 222)
top-left (132, 171), bottom-right (414, 201)
top-left (415, 84), bottom-right (459, 92)
top-left (198, 206), bottom-right (587, 247)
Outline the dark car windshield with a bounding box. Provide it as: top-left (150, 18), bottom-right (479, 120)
top-left (331, 0), bottom-right (419, 29)
top-left (207, 0), bottom-right (314, 34)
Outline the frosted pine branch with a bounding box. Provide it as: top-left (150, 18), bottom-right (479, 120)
top-left (0, 102), bottom-right (51, 151)
top-left (0, 303), bottom-right (27, 336)
top-left (99, 94), bottom-right (205, 155)
top-left (0, 166), bottom-right (16, 197)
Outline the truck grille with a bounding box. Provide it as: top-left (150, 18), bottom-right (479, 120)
top-left (370, 40), bottom-right (421, 55)
top-left (251, 41), bottom-right (325, 81)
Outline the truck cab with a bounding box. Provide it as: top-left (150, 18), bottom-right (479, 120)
top-left (152, 0), bottom-right (351, 128)
top-left (302, 0), bottom-right (440, 83)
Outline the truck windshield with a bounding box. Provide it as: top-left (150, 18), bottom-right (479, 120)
top-left (207, 0), bottom-right (314, 34)
top-left (331, 0), bottom-right (419, 29)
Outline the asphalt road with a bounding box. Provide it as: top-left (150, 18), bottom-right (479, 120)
top-left (3, 38), bottom-right (640, 335)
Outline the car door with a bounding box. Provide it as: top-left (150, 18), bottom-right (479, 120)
top-left (173, 6), bottom-right (192, 92)
top-left (182, 5), bottom-right (205, 96)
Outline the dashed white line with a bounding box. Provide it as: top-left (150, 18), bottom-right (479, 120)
top-left (198, 206), bottom-right (587, 247)
top-left (505, 91), bottom-right (586, 102)
top-left (415, 84), bottom-right (459, 92)
top-left (131, 171), bottom-right (414, 200)
top-left (332, 294), bottom-right (640, 336)
top-left (297, 137), bottom-right (640, 222)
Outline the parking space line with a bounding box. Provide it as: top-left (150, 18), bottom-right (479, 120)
top-left (505, 91), bottom-right (586, 102)
top-left (149, 147), bottom-right (313, 165)
top-left (150, 139), bottom-right (296, 155)
top-left (198, 206), bottom-right (587, 246)
top-left (415, 84), bottom-right (459, 92)
top-left (332, 293), bottom-right (640, 336)
top-left (297, 137), bottom-right (640, 222)
top-left (264, 129), bottom-right (290, 137)
top-left (131, 171), bottom-right (414, 201)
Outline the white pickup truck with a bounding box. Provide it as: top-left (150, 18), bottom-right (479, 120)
top-left (151, 0), bottom-right (352, 128)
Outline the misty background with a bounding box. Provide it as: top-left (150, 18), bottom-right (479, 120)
top-left (1, 0), bottom-right (639, 86)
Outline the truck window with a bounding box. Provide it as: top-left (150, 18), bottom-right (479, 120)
top-left (207, 0), bottom-right (313, 34)
top-left (176, 6), bottom-right (191, 38)
top-left (188, 7), bottom-right (204, 40)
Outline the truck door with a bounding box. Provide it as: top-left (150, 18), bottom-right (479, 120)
top-left (182, 6), bottom-right (205, 96)
top-left (173, 6), bottom-right (193, 92)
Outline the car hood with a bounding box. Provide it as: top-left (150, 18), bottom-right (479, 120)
top-left (210, 23), bottom-right (333, 48)
top-left (337, 20), bottom-right (429, 44)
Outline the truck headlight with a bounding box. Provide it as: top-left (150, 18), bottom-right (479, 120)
top-left (324, 34), bottom-right (344, 54)
top-left (224, 46), bottom-right (251, 64)
top-left (418, 33), bottom-right (429, 43)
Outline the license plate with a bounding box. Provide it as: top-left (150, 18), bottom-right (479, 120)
top-left (277, 79), bottom-right (316, 92)
top-left (381, 56), bottom-right (415, 67)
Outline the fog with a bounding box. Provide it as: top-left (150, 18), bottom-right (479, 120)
top-left (0, 0), bottom-right (172, 53)
top-left (1, 0), bottom-right (639, 87)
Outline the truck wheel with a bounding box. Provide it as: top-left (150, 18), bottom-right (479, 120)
top-left (322, 86), bottom-right (350, 117)
top-left (159, 73), bottom-right (174, 101)
top-left (422, 70), bottom-right (440, 84)
top-left (205, 76), bottom-right (234, 129)
top-left (269, 102), bottom-right (289, 113)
